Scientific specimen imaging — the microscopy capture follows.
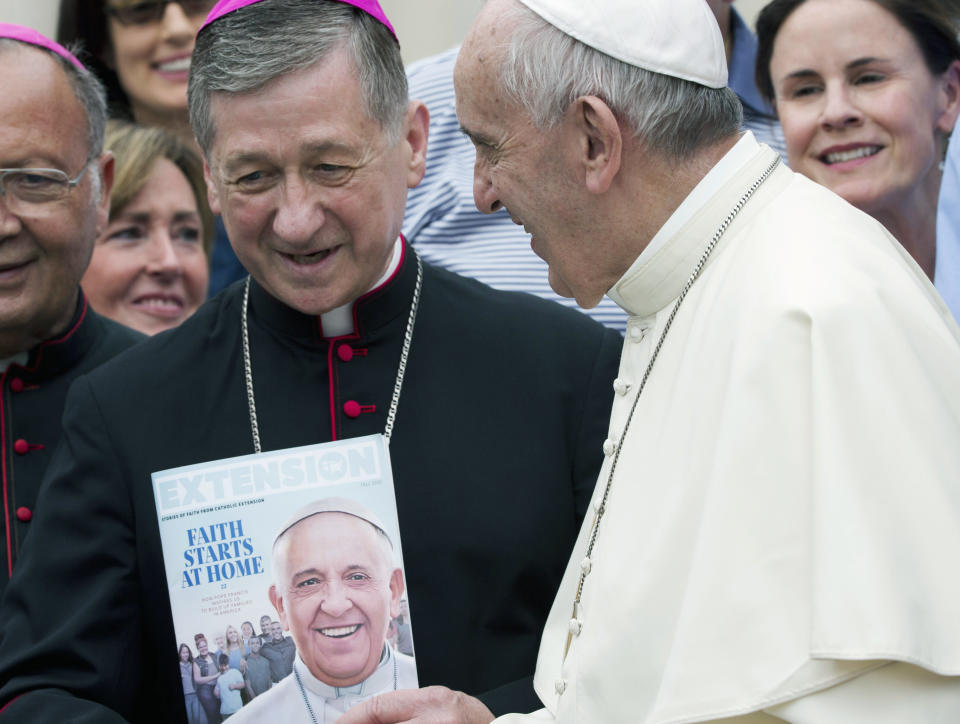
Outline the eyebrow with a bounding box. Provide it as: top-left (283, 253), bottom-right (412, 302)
top-left (219, 141), bottom-right (362, 176)
top-left (783, 56), bottom-right (886, 82)
top-left (114, 211), bottom-right (200, 224)
top-left (290, 563), bottom-right (372, 579)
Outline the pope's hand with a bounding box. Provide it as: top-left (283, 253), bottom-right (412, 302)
top-left (338, 686), bottom-right (495, 724)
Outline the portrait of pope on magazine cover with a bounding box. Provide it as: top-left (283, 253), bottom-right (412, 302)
top-left (230, 497), bottom-right (418, 722)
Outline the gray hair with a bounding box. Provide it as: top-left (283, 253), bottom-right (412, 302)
top-left (188, 0), bottom-right (408, 156)
top-left (0, 38), bottom-right (107, 161)
top-left (498, 3), bottom-right (743, 160)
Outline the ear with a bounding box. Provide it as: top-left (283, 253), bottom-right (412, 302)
top-left (203, 158), bottom-right (221, 215)
top-left (268, 585), bottom-right (288, 630)
top-left (404, 100), bottom-right (430, 189)
top-left (388, 568), bottom-right (405, 619)
top-left (573, 96), bottom-right (622, 194)
top-left (935, 59), bottom-right (960, 136)
top-left (95, 151), bottom-right (115, 236)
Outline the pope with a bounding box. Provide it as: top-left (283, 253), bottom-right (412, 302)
top-left (340, 0), bottom-right (960, 722)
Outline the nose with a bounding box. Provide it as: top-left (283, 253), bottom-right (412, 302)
top-left (160, 2), bottom-right (196, 44)
top-left (819, 82), bottom-right (863, 131)
top-left (272, 175), bottom-right (324, 244)
top-left (472, 156), bottom-right (502, 214)
top-left (319, 581), bottom-right (355, 618)
top-left (145, 231), bottom-right (183, 278)
top-left (0, 193), bottom-right (24, 239)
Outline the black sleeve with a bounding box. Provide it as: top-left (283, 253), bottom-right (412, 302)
top-left (478, 326), bottom-right (621, 717)
top-left (477, 675), bottom-right (542, 716)
top-left (571, 327), bottom-right (621, 522)
top-left (0, 377), bottom-right (143, 723)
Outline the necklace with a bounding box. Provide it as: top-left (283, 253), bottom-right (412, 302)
top-left (568, 156), bottom-right (781, 635)
top-left (240, 255), bottom-right (423, 453)
top-left (294, 650), bottom-right (399, 723)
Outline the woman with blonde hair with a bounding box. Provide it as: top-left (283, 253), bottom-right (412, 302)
top-left (82, 120), bottom-right (212, 335)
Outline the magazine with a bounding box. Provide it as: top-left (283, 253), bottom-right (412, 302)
top-left (153, 433), bottom-right (417, 721)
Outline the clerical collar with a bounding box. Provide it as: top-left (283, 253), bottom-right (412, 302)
top-left (320, 237), bottom-right (404, 337)
top-left (293, 644), bottom-right (397, 699)
top-left (607, 132), bottom-right (760, 311)
top-left (0, 352), bottom-right (28, 373)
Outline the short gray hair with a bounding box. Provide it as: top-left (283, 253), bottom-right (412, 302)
top-left (498, 3), bottom-right (743, 160)
top-left (188, 0), bottom-right (408, 155)
top-left (0, 38), bottom-right (107, 160)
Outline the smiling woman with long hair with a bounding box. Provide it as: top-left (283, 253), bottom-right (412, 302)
top-left (756, 0), bottom-right (960, 293)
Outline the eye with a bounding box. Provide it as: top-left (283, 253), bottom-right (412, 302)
top-left (173, 225), bottom-right (202, 244)
top-left (346, 572), bottom-right (370, 583)
top-left (854, 72), bottom-right (885, 85)
top-left (295, 576), bottom-right (321, 588)
top-left (230, 169), bottom-right (277, 193)
top-left (790, 83), bottom-right (822, 99)
top-left (309, 164), bottom-right (353, 184)
top-left (6, 170), bottom-right (65, 201)
top-left (106, 225), bottom-right (146, 243)
top-left (16, 171), bottom-right (60, 189)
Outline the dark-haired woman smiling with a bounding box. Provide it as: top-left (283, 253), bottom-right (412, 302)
top-left (757, 0), bottom-right (960, 317)
top-left (57, 0), bottom-right (215, 144)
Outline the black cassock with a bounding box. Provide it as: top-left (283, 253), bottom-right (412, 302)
top-left (0, 245), bottom-right (621, 722)
top-left (0, 295), bottom-right (142, 593)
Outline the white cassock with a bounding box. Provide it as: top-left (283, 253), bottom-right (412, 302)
top-left (497, 133), bottom-right (960, 724)
top-left (231, 646), bottom-right (417, 723)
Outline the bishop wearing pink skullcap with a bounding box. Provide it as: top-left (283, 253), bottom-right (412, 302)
top-left (0, 22), bottom-right (141, 597)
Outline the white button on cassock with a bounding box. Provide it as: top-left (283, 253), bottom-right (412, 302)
top-left (602, 438), bottom-right (616, 456)
top-left (568, 618), bottom-right (582, 636)
top-left (555, 679), bottom-right (567, 695)
top-left (629, 326), bottom-right (644, 342)
top-left (613, 378), bottom-right (632, 396)
top-left (580, 556), bottom-right (592, 575)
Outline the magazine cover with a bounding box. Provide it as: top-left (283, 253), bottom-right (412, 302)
top-left (152, 434), bottom-right (417, 722)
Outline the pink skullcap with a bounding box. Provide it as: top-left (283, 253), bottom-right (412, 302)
top-left (0, 23), bottom-right (85, 71)
top-left (201, 0), bottom-right (396, 39)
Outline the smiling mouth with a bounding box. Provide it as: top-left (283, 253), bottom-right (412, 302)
top-left (317, 624), bottom-right (361, 638)
top-left (155, 57), bottom-right (191, 73)
top-left (821, 146), bottom-right (882, 165)
top-left (0, 260), bottom-right (31, 274)
top-left (283, 248), bottom-right (335, 265)
top-left (132, 295), bottom-right (184, 311)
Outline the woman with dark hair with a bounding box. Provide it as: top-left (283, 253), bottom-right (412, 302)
top-left (756, 0), bottom-right (960, 317)
top-left (57, 0), bottom-right (215, 144)
top-left (178, 643), bottom-right (208, 724)
top-left (193, 635), bottom-right (222, 724)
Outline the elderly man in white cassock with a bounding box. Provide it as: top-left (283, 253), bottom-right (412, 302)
top-left (340, 0), bottom-right (960, 722)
